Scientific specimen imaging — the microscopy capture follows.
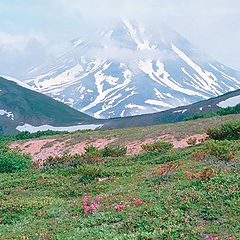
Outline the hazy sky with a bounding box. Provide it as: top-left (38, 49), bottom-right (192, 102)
top-left (0, 0), bottom-right (239, 77)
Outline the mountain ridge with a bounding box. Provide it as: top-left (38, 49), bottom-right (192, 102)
top-left (102, 87), bottom-right (240, 129)
top-left (0, 77), bottom-right (99, 135)
top-left (1, 75), bottom-right (240, 135)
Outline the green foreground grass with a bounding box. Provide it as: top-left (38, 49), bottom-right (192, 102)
top-left (0, 138), bottom-right (240, 239)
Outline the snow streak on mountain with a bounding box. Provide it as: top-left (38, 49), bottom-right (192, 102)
top-left (24, 20), bottom-right (240, 119)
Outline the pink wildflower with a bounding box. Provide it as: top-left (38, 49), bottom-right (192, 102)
top-left (106, 205), bottom-right (111, 210)
top-left (82, 194), bottom-right (101, 216)
top-left (114, 204), bottom-right (125, 211)
top-left (133, 198), bottom-right (143, 204)
top-left (83, 205), bottom-right (91, 216)
top-left (90, 203), bottom-right (97, 211)
top-left (95, 195), bottom-right (102, 204)
top-left (82, 195), bottom-right (91, 204)
top-left (209, 237), bottom-right (218, 240)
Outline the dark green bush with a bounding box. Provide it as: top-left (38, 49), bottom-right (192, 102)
top-left (42, 144), bottom-right (128, 169)
top-left (101, 146), bottom-right (127, 157)
top-left (207, 121), bottom-right (240, 140)
top-left (191, 140), bottom-right (237, 162)
top-left (82, 145), bottom-right (102, 163)
top-left (200, 206), bottom-right (224, 221)
top-left (187, 137), bottom-right (197, 146)
top-left (42, 153), bottom-right (82, 169)
top-left (78, 165), bottom-right (107, 183)
top-left (0, 144), bottom-right (31, 173)
top-left (141, 141), bottom-right (173, 153)
top-left (204, 140), bottom-right (237, 161)
top-left (15, 130), bottom-right (67, 140)
top-left (43, 145), bottom-right (103, 169)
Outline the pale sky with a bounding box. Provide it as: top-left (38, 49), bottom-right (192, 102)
top-left (0, 0), bottom-right (239, 77)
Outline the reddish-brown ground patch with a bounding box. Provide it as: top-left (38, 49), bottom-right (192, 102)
top-left (69, 138), bottom-right (117, 155)
top-left (10, 134), bottom-right (207, 161)
top-left (126, 133), bottom-right (207, 155)
top-left (10, 137), bottom-right (118, 161)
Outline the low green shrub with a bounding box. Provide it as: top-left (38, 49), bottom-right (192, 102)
top-left (141, 141), bottom-right (173, 153)
top-left (42, 153), bottom-right (82, 169)
top-left (187, 137), bottom-right (197, 146)
top-left (204, 140), bottom-right (236, 161)
top-left (101, 146), bottom-right (127, 157)
top-left (200, 206), bottom-right (224, 221)
top-left (41, 145), bottom-right (128, 169)
top-left (191, 140), bottom-right (237, 162)
top-left (0, 143), bottom-right (31, 173)
top-left (82, 145), bottom-right (102, 163)
top-left (207, 121), bottom-right (240, 140)
top-left (78, 165), bottom-right (107, 183)
top-left (15, 130), bottom-right (67, 140)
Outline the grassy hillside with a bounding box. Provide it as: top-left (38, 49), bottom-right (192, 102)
top-left (185, 104), bottom-right (240, 121)
top-left (0, 77), bottom-right (96, 135)
top-left (104, 89), bottom-right (240, 129)
top-left (0, 118), bottom-right (239, 239)
top-left (41, 114), bottom-right (240, 147)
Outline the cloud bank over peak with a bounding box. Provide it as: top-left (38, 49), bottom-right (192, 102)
top-left (0, 0), bottom-right (239, 78)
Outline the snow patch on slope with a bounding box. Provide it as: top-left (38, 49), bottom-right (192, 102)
top-left (217, 95), bottom-right (240, 108)
top-left (171, 44), bottom-right (221, 94)
top-left (0, 109), bottom-right (14, 120)
top-left (16, 123), bottom-right (103, 133)
top-left (173, 109), bottom-right (187, 114)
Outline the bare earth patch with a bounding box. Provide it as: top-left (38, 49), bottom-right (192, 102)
top-left (10, 133), bottom-right (207, 161)
top-left (126, 133), bottom-right (208, 155)
top-left (10, 139), bottom-right (56, 159)
top-left (68, 138), bottom-right (118, 155)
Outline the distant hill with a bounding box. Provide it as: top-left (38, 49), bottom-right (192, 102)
top-left (104, 88), bottom-right (240, 129)
top-left (0, 77), bottom-right (98, 135)
top-left (1, 76), bottom-right (239, 135)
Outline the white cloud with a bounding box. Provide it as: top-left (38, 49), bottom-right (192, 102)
top-left (85, 38), bottom-right (177, 64)
top-left (0, 32), bottom-right (46, 51)
top-left (0, 32), bottom-right (50, 77)
top-left (0, 0), bottom-right (239, 77)
top-left (58, 0), bottom-right (240, 70)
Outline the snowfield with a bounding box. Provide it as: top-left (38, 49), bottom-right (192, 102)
top-left (217, 95), bottom-right (240, 108)
top-left (16, 123), bottom-right (104, 133)
top-left (0, 109), bottom-right (14, 120)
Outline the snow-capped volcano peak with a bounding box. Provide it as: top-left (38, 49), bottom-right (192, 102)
top-left (23, 20), bottom-right (240, 119)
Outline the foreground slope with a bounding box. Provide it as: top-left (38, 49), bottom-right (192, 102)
top-left (25, 20), bottom-right (240, 118)
top-left (1, 117), bottom-right (240, 239)
top-left (0, 77), bottom-right (97, 135)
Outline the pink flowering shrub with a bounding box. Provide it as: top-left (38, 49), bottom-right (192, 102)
top-left (209, 237), bottom-right (218, 240)
top-left (82, 194), bottom-right (102, 216)
top-left (114, 204), bottom-right (125, 211)
top-left (133, 198), bottom-right (143, 204)
top-left (105, 205), bottom-right (111, 210)
top-left (82, 194), bottom-right (143, 216)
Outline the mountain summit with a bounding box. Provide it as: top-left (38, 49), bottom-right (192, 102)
top-left (24, 20), bottom-right (240, 118)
